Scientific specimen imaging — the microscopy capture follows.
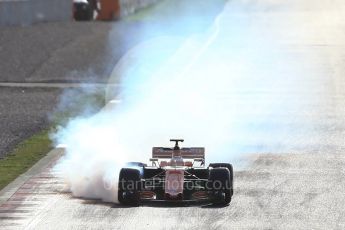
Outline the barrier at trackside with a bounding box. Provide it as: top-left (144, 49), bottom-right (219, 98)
top-left (0, 0), bottom-right (160, 26)
top-left (0, 0), bottom-right (72, 26)
top-left (97, 0), bottom-right (159, 20)
top-left (119, 0), bottom-right (158, 17)
top-left (97, 0), bottom-right (121, 20)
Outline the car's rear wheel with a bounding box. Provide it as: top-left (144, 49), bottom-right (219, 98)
top-left (209, 163), bottom-right (233, 196)
top-left (118, 168), bottom-right (141, 206)
top-left (208, 168), bottom-right (232, 205)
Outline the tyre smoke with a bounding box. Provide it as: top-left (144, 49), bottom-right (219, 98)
top-left (53, 0), bottom-right (314, 202)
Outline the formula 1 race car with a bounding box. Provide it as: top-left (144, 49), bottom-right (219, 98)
top-left (118, 139), bottom-right (233, 206)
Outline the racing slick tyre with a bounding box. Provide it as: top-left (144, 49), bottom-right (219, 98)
top-left (208, 168), bottom-right (232, 205)
top-left (209, 163), bottom-right (234, 196)
top-left (118, 168), bottom-right (141, 206)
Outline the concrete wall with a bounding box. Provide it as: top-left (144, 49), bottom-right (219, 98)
top-left (0, 0), bottom-right (160, 26)
top-left (0, 0), bottom-right (72, 26)
top-left (0, 0), bottom-right (31, 26)
top-left (119, 0), bottom-right (158, 17)
top-left (31, 0), bottom-right (72, 23)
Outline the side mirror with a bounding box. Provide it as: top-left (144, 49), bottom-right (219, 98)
top-left (150, 158), bottom-right (159, 167)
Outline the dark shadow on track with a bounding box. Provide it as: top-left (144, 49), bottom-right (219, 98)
top-left (200, 203), bottom-right (230, 209)
top-left (65, 193), bottom-right (230, 209)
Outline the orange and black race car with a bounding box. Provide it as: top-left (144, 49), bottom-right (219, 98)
top-left (118, 139), bottom-right (234, 206)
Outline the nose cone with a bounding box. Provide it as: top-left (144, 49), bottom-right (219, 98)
top-left (165, 169), bottom-right (184, 198)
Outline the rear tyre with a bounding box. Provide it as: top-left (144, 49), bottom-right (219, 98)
top-left (118, 168), bottom-right (141, 206)
top-left (209, 163), bottom-right (233, 196)
top-left (208, 168), bottom-right (232, 205)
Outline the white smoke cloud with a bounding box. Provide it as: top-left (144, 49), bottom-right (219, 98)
top-left (52, 0), bottom-right (314, 203)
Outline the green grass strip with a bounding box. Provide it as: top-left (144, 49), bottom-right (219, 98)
top-left (0, 129), bottom-right (52, 190)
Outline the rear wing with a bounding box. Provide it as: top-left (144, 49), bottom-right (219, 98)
top-left (152, 147), bottom-right (205, 159)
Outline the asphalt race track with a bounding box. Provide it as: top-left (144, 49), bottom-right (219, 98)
top-left (1, 0), bottom-right (345, 229)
